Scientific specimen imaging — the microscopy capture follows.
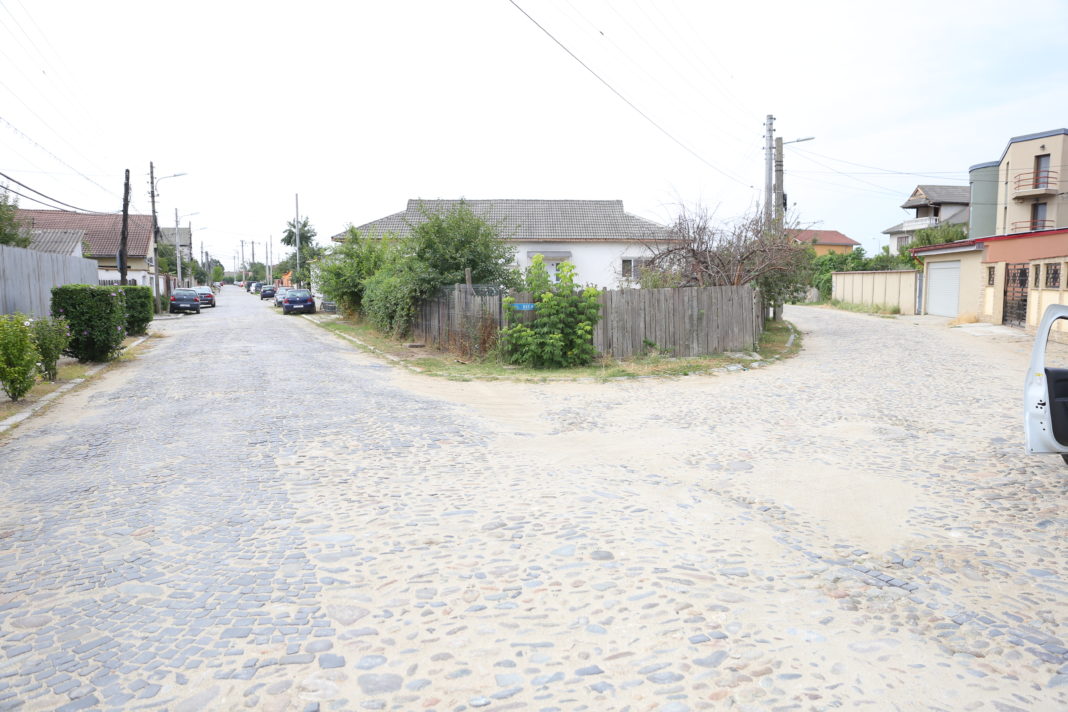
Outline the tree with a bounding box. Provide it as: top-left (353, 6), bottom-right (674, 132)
top-left (900, 222), bottom-right (967, 268)
top-left (0, 189), bottom-right (30, 248)
top-left (212, 264), bottom-right (224, 283)
top-left (282, 217), bottom-right (318, 252)
top-left (408, 200), bottom-right (520, 290)
top-left (318, 228), bottom-right (395, 313)
top-left (642, 205), bottom-right (808, 288)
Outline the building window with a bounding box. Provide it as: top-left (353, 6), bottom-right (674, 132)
top-left (621, 258), bottom-right (649, 282)
top-left (1034, 265), bottom-right (1041, 288)
top-left (1032, 202), bottom-right (1049, 230)
top-left (987, 266), bottom-right (995, 286)
top-left (1047, 263), bottom-right (1062, 289)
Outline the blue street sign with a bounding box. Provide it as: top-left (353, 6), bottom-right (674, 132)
top-left (512, 302), bottom-right (535, 311)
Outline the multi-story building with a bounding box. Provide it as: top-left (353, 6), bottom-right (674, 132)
top-left (911, 128), bottom-right (1068, 327)
top-left (882, 185), bottom-right (970, 253)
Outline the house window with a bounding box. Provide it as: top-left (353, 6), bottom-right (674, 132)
top-left (1035, 154), bottom-right (1051, 188)
top-left (621, 258), bottom-right (649, 281)
top-left (987, 266), bottom-right (995, 286)
top-left (1034, 265), bottom-right (1041, 288)
top-left (1046, 263), bottom-right (1062, 289)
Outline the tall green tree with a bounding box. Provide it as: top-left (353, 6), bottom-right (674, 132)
top-left (318, 228), bottom-right (395, 313)
top-left (282, 217), bottom-right (318, 252)
top-left (408, 200), bottom-right (520, 291)
top-left (0, 189), bottom-right (30, 247)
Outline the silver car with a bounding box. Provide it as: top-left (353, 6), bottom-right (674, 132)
top-left (1025, 304), bottom-right (1068, 464)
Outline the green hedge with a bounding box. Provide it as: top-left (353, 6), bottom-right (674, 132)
top-left (117, 285), bottom-right (153, 335)
top-left (51, 285), bottom-right (127, 362)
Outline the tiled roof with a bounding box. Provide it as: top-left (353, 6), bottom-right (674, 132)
top-left (28, 229), bottom-right (85, 256)
top-left (789, 229), bottom-right (860, 246)
top-left (14, 209), bottom-right (154, 258)
top-left (900, 185), bottom-right (971, 209)
top-left (334, 199), bottom-right (669, 242)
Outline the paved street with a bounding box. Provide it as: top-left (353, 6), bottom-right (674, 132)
top-left (0, 289), bottom-right (1065, 711)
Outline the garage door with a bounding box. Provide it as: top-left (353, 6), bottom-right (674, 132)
top-left (927, 260), bottom-right (960, 317)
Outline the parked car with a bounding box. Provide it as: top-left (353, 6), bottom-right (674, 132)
top-left (260, 285), bottom-right (277, 300)
top-left (169, 288), bottom-right (201, 314)
top-left (282, 288), bottom-right (315, 314)
top-left (194, 286), bottom-right (216, 308)
top-left (252, 282), bottom-right (263, 293)
top-left (273, 287), bottom-right (290, 307)
top-left (1025, 304), bottom-right (1068, 465)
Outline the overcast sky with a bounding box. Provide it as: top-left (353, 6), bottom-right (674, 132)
top-left (2, 0), bottom-right (1067, 269)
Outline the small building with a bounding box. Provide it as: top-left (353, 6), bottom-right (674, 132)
top-left (16, 209), bottom-right (158, 287)
top-left (333, 199), bottom-right (672, 289)
top-left (789, 229), bottom-right (860, 256)
top-left (27, 229), bottom-right (85, 258)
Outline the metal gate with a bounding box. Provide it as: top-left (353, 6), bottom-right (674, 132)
top-left (1004, 263), bottom-right (1029, 328)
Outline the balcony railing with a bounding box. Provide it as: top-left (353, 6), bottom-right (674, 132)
top-left (1010, 219), bottom-right (1054, 233)
top-left (901, 216), bottom-right (939, 231)
top-left (1012, 170), bottom-right (1058, 198)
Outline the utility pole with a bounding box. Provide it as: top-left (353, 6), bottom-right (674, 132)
top-left (295, 194), bottom-right (301, 286)
top-left (240, 240), bottom-right (246, 283)
top-left (764, 114), bottom-right (775, 224)
top-left (251, 241), bottom-right (256, 281)
top-left (267, 238), bottom-right (271, 283)
top-left (119, 169), bottom-right (130, 285)
top-left (149, 162), bottom-right (161, 312)
top-left (174, 209), bottom-right (182, 286)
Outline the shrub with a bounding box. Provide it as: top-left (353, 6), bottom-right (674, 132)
top-left (118, 285), bottom-right (153, 335)
top-left (51, 285), bottom-right (127, 362)
top-left (362, 263), bottom-right (422, 337)
top-left (499, 258), bottom-right (601, 368)
top-left (0, 314), bottom-right (39, 401)
top-left (318, 229), bottom-right (395, 314)
top-left (29, 316), bottom-right (70, 381)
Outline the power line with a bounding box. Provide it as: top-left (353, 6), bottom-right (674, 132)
top-left (0, 115), bottom-right (116, 195)
top-left (0, 170), bottom-right (115, 213)
top-left (506, 0), bottom-right (752, 188)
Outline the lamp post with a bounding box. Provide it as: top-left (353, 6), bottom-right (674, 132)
top-left (151, 167), bottom-right (187, 310)
top-left (174, 210), bottom-right (199, 286)
top-left (774, 136), bottom-right (814, 222)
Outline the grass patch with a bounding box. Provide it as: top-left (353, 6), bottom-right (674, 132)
top-left (317, 315), bottom-right (802, 382)
top-left (824, 299), bottom-right (901, 316)
top-left (0, 361), bottom-right (93, 420)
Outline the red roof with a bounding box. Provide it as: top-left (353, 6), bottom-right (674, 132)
top-left (789, 229), bottom-right (860, 247)
top-left (15, 209), bottom-right (154, 259)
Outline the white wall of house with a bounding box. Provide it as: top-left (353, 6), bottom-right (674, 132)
top-left (512, 240), bottom-right (658, 289)
top-left (97, 268), bottom-right (153, 286)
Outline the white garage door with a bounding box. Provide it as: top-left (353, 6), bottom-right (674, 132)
top-left (927, 261), bottom-right (960, 317)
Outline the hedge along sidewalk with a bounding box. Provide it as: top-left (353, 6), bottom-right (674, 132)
top-left (0, 334), bottom-right (151, 435)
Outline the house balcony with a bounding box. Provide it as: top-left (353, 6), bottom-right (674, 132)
top-left (1012, 170), bottom-right (1058, 199)
top-left (901, 216), bottom-right (939, 231)
top-left (1010, 218), bottom-right (1054, 233)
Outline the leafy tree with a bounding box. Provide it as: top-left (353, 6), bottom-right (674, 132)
top-left (212, 264), bottom-right (225, 283)
top-left (407, 201), bottom-right (520, 292)
top-left (282, 217), bottom-right (318, 253)
top-left (319, 228), bottom-right (395, 313)
top-left (899, 222), bottom-right (967, 268)
top-left (155, 243), bottom-right (196, 278)
top-left (0, 189), bottom-right (30, 247)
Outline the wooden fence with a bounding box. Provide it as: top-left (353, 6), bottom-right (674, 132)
top-left (411, 283), bottom-right (764, 359)
top-left (0, 244), bottom-right (99, 318)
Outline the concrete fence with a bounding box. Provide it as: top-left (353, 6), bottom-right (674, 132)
top-left (0, 244), bottom-right (99, 318)
top-left (832, 270), bottom-right (920, 315)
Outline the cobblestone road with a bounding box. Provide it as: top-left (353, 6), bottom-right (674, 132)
top-left (0, 289), bottom-right (1065, 711)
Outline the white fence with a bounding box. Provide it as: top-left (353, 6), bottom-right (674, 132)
top-left (832, 270), bottom-right (921, 315)
top-left (0, 244), bottom-right (100, 318)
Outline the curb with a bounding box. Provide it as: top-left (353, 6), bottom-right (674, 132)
top-left (0, 334), bottom-right (151, 435)
top-left (301, 315), bottom-right (426, 373)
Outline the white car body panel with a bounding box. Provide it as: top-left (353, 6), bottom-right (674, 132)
top-left (1025, 304), bottom-right (1068, 454)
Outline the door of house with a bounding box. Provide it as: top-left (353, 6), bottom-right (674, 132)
top-left (1004, 262), bottom-right (1029, 328)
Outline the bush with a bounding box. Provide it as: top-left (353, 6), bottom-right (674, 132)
top-left (318, 229), bottom-right (395, 314)
top-left (499, 258), bottom-right (601, 368)
top-left (362, 263), bottom-right (422, 337)
top-left (117, 285), bottom-right (153, 335)
top-left (29, 316), bottom-right (70, 381)
top-left (0, 314), bottom-right (40, 401)
top-left (52, 285), bottom-right (127, 362)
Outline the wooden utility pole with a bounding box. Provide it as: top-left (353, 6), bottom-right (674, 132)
top-left (119, 169), bottom-right (130, 285)
top-left (773, 137), bottom-right (784, 224)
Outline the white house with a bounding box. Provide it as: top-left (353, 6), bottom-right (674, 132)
top-left (332, 199), bottom-right (673, 289)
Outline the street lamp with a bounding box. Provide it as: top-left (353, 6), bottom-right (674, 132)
top-left (150, 168), bottom-right (187, 310)
top-left (774, 136), bottom-right (815, 221)
top-left (175, 210), bottom-right (199, 286)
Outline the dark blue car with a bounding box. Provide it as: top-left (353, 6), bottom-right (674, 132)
top-left (282, 288), bottom-right (315, 315)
